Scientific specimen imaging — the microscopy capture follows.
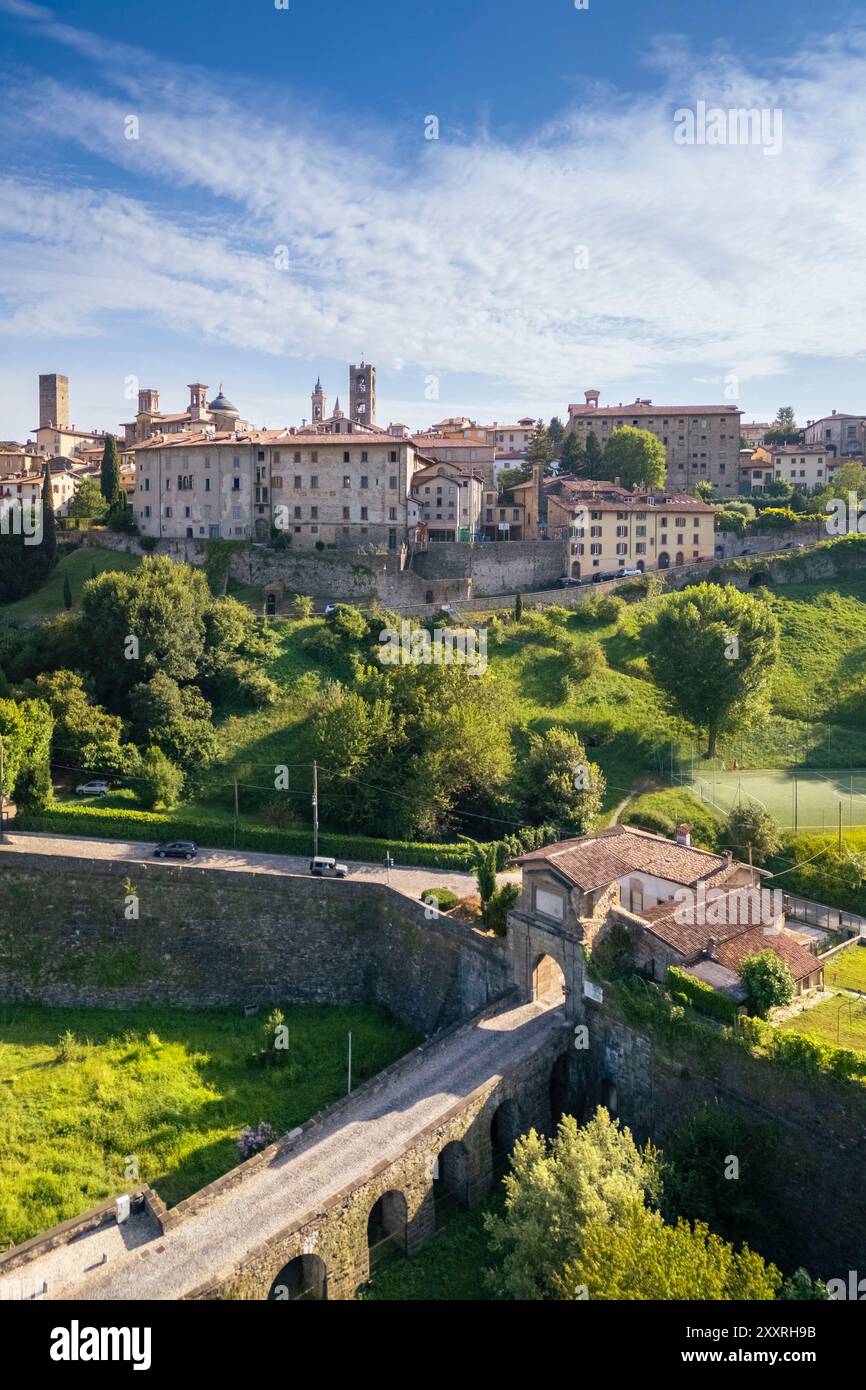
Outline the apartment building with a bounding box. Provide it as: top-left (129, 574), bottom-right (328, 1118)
top-left (739, 420), bottom-right (772, 448)
top-left (133, 428), bottom-right (419, 550)
top-left (33, 424), bottom-right (107, 460)
top-left (803, 411), bottom-right (866, 459)
top-left (481, 487), bottom-right (527, 540)
top-left (0, 460), bottom-right (77, 516)
top-left (566, 388), bottom-right (742, 495)
top-left (759, 444), bottom-right (835, 491)
top-left (410, 459), bottom-right (483, 541)
top-left (544, 478), bottom-right (715, 579)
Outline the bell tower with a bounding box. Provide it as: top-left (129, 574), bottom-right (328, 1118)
top-left (349, 361), bottom-right (376, 425)
top-left (311, 376), bottom-right (326, 425)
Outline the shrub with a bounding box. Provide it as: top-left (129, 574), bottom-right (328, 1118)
top-left (738, 951), bottom-right (795, 1018)
top-left (236, 1121), bottom-right (278, 1160)
top-left (419, 887), bottom-right (459, 912)
top-left (56, 1030), bottom-right (79, 1063)
top-left (486, 881), bottom-right (520, 937)
top-left (138, 746), bottom-right (183, 812)
top-left (667, 967), bottom-right (740, 1024)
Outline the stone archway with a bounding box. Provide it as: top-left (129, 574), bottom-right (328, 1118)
top-left (532, 953), bottom-right (566, 1005)
top-left (675, 551), bottom-right (684, 567)
top-left (433, 1140), bottom-right (471, 1227)
top-left (549, 1051), bottom-right (582, 1133)
top-left (267, 1253), bottom-right (328, 1301)
top-left (367, 1190), bottom-right (407, 1276)
top-left (658, 552), bottom-right (670, 569)
top-left (571, 560), bottom-right (581, 578)
top-left (490, 1097), bottom-right (522, 1180)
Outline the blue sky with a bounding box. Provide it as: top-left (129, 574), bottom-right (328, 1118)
top-left (1, 0), bottom-right (865, 440)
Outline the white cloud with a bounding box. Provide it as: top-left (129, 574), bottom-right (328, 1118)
top-left (2, 4), bottom-right (866, 414)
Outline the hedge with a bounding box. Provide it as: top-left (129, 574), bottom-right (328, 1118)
top-left (666, 966), bottom-right (740, 1024)
top-left (15, 804), bottom-right (475, 871)
top-left (736, 1013), bottom-right (866, 1084)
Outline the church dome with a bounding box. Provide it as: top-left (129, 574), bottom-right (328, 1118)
top-left (209, 386), bottom-right (239, 415)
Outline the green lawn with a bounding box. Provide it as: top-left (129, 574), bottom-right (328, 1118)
top-left (0, 546), bottom-right (141, 622)
top-left (0, 1003), bottom-right (419, 1249)
top-left (780, 994), bottom-right (866, 1053)
top-left (825, 944), bottom-right (866, 993)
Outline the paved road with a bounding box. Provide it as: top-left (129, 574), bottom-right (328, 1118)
top-left (0, 831), bottom-right (519, 905)
top-left (18, 996), bottom-right (563, 1301)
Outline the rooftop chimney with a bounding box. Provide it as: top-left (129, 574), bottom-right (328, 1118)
top-left (706, 936), bottom-right (719, 960)
top-left (675, 823), bottom-right (691, 847)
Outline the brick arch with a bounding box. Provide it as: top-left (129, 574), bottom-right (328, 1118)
top-left (267, 1252), bottom-right (328, 1301)
top-left (366, 1188), bottom-right (408, 1277)
top-left (433, 1139), bottom-right (471, 1226)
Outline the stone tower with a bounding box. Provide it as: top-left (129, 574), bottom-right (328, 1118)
top-left (311, 376), bottom-right (326, 425)
top-left (39, 373), bottom-right (69, 429)
top-left (349, 361), bottom-right (376, 426)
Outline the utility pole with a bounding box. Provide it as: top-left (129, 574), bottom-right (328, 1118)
top-left (0, 737), bottom-right (5, 845)
top-left (793, 775), bottom-right (798, 835)
top-left (312, 761), bottom-right (319, 858)
top-left (233, 777), bottom-right (239, 849)
top-left (838, 800), bottom-right (843, 853)
top-left (347, 1031), bottom-right (353, 1094)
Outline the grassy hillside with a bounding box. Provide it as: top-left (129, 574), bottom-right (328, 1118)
top-left (0, 545), bottom-right (141, 621)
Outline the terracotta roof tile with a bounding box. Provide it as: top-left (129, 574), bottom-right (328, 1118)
top-left (515, 826), bottom-right (733, 893)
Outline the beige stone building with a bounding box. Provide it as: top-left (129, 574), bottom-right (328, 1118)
top-left (133, 427), bottom-right (419, 549)
top-left (755, 444), bottom-right (835, 492)
top-left (566, 389), bottom-right (742, 496)
top-left (410, 435), bottom-right (496, 485)
top-left (803, 410), bottom-right (866, 459)
top-left (33, 424), bottom-right (107, 460)
top-left (410, 458), bottom-right (483, 541)
top-left (542, 477), bottom-right (715, 579)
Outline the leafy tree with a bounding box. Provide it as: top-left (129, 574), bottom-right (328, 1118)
top-left (715, 509), bottom-right (746, 536)
top-left (660, 1105), bottom-right (780, 1252)
top-left (0, 697), bottom-right (53, 810)
top-left (520, 727), bottom-right (605, 832)
top-left (63, 574), bottom-right (72, 610)
top-left (724, 804), bottom-right (781, 865)
top-left (100, 434), bottom-right (122, 505)
top-left (41, 466), bottom-right (57, 566)
top-left (485, 1108), bottom-right (661, 1300)
top-left (497, 464), bottom-right (532, 493)
top-left (739, 950), bottom-right (795, 1018)
top-left (31, 670), bottom-right (132, 773)
top-left (485, 880), bottom-right (520, 937)
top-left (692, 480), bottom-right (715, 502)
top-left (763, 407), bottom-right (800, 445)
top-left (762, 477), bottom-right (793, 500)
top-left (548, 417), bottom-right (565, 446)
top-left (555, 1200), bottom-right (780, 1300)
top-left (752, 506), bottom-right (800, 531)
top-left (780, 1268), bottom-right (830, 1300)
top-left (79, 556), bottom-right (213, 706)
top-left (601, 426), bottom-right (667, 490)
top-left (67, 479), bottom-right (109, 522)
top-left (641, 583), bottom-right (780, 758)
top-left (583, 430), bottom-right (604, 479)
top-left (138, 745), bottom-right (183, 811)
top-left (129, 672), bottom-right (185, 737)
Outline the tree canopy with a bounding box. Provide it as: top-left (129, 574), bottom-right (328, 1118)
top-left (601, 426), bottom-right (667, 489)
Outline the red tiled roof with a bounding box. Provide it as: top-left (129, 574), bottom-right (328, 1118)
top-left (711, 928), bottom-right (821, 983)
top-left (568, 403), bottom-right (740, 417)
top-left (515, 826), bottom-right (734, 894)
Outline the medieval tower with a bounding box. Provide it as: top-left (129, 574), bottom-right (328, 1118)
top-left (349, 361), bottom-right (376, 426)
top-left (39, 373), bottom-right (69, 429)
top-left (311, 376), bottom-right (327, 425)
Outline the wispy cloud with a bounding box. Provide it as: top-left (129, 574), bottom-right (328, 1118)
top-left (2, 1), bottom-right (866, 405)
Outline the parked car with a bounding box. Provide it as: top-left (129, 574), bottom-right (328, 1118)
top-left (309, 855), bottom-right (348, 878)
top-left (75, 779), bottom-right (110, 797)
top-left (154, 840), bottom-right (198, 861)
top-left (557, 576), bottom-right (581, 587)
top-left (616, 567), bottom-right (642, 578)
top-left (592, 571), bottom-right (618, 584)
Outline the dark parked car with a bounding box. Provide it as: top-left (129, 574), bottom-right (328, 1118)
top-left (154, 840), bottom-right (198, 861)
top-left (592, 571), bottom-right (618, 584)
top-left (557, 576), bottom-right (581, 587)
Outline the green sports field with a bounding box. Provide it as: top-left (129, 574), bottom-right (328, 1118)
top-left (680, 767), bottom-right (866, 831)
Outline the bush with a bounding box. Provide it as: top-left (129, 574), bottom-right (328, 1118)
top-left (739, 951), bottom-right (795, 1018)
top-left (137, 747), bottom-right (184, 812)
top-left (667, 967), bottom-right (740, 1024)
top-left (419, 886), bottom-right (459, 912)
top-left (236, 1121), bottom-right (278, 1160)
top-left (571, 594), bottom-right (624, 627)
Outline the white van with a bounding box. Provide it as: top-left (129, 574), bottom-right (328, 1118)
top-left (309, 856), bottom-right (349, 878)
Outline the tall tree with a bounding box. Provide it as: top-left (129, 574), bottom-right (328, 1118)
top-left (100, 433), bottom-right (122, 505)
top-left (524, 425), bottom-right (556, 476)
top-left (40, 465), bottom-right (57, 566)
top-left (601, 426), bottom-right (667, 490)
top-left (642, 583), bottom-right (780, 758)
top-left (548, 417), bottom-right (565, 446)
top-left (559, 432), bottom-right (586, 475)
top-left (763, 407), bottom-right (800, 445)
top-left (583, 430), bottom-right (604, 479)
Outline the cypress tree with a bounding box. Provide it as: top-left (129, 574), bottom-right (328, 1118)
top-left (41, 465), bottom-right (57, 565)
top-left (63, 573), bottom-right (72, 609)
top-left (100, 434), bottom-right (122, 505)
